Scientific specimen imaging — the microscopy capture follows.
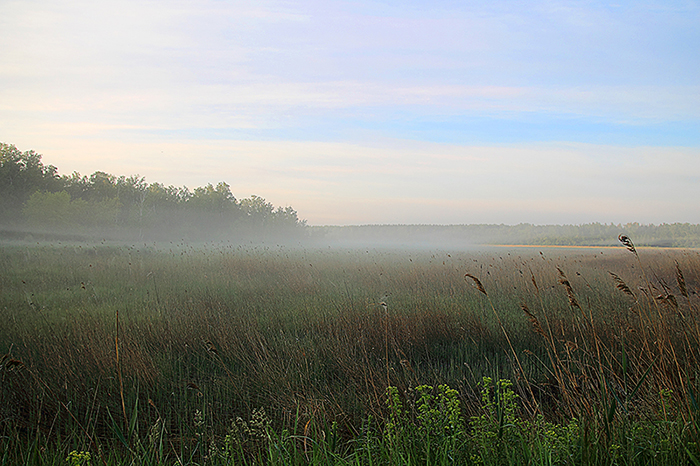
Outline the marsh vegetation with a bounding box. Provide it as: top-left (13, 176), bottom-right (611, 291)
top-left (1, 238), bottom-right (699, 465)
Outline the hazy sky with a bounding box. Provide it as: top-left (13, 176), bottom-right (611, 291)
top-left (1, 0), bottom-right (698, 225)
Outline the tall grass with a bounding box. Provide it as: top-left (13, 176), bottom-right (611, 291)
top-left (1, 240), bottom-right (699, 464)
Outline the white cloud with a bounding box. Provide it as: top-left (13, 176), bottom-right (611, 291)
top-left (2, 0), bottom-right (698, 128)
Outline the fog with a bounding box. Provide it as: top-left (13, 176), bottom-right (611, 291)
top-left (3, 219), bottom-right (697, 251)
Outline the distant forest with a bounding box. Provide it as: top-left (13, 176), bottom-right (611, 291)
top-left (3, 142), bottom-right (699, 247)
top-left (0, 143), bottom-right (306, 242)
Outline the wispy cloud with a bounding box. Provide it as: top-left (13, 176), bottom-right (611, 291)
top-left (1, 0), bottom-right (698, 224)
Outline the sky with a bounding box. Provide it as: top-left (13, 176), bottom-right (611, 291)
top-left (1, 0), bottom-right (698, 225)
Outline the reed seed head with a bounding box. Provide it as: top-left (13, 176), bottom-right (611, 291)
top-left (557, 267), bottom-right (580, 310)
top-left (465, 273), bottom-right (487, 296)
top-left (618, 234), bottom-right (637, 255)
top-left (675, 261), bottom-right (688, 299)
top-left (608, 272), bottom-right (635, 299)
top-left (521, 302), bottom-right (546, 338)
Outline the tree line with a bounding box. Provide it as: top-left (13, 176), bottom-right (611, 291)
top-left (0, 143), bottom-right (306, 242)
top-left (4, 142), bottom-right (697, 247)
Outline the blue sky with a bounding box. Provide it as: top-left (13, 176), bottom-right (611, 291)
top-left (1, 0), bottom-right (698, 225)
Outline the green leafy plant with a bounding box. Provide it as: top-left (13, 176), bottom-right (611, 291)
top-left (65, 450), bottom-right (91, 466)
top-left (470, 377), bottom-right (522, 463)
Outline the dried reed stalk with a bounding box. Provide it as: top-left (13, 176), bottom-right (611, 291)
top-left (464, 273), bottom-right (487, 295)
top-left (675, 261), bottom-right (688, 299)
top-left (557, 267), bottom-right (581, 311)
top-left (608, 272), bottom-right (635, 300)
top-left (521, 302), bottom-right (547, 338)
top-left (618, 234), bottom-right (637, 256)
top-left (115, 310), bottom-right (128, 430)
top-left (466, 273), bottom-right (538, 415)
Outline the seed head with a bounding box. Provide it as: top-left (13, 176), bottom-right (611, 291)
top-left (465, 273), bottom-right (487, 296)
top-left (618, 234), bottom-right (637, 255)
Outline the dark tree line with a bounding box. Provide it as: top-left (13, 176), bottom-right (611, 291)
top-left (1, 143), bottom-right (306, 241)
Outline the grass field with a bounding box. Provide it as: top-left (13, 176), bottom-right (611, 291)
top-left (1, 240), bottom-right (699, 465)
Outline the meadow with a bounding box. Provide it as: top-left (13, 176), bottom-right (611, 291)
top-left (1, 240), bottom-right (699, 465)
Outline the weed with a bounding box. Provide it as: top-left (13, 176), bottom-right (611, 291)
top-left (1, 241), bottom-right (699, 464)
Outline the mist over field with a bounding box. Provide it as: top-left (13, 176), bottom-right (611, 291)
top-left (4, 139), bottom-right (700, 250)
top-left (2, 231), bottom-right (700, 464)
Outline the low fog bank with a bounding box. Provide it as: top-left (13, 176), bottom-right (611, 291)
top-left (3, 143), bottom-right (700, 250)
top-left (0, 219), bottom-right (305, 246)
top-left (3, 220), bottom-right (700, 250)
top-left (305, 223), bottom-right (700, 250)
top-left (0, 190), bottom-right (306, 245)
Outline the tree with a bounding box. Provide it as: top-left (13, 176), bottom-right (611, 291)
top-left (0, 143), bottom-right (61, 223)
top-left (188, 182), bottom-right (238, 214)
top-left (3, 143), bottom-right (308, 242)
top-left (62, 172), bottom-right (91, 200)
top-left (240, 195), bottom-right (274, 225)
top-left (22, 191), bottom-right (121, 231)
top-left (23, 191), bottom-right (73, 228)
top-left (87, 171), bottom-right (118, 202)
top-left (115, 175), bottom-right (148, 226)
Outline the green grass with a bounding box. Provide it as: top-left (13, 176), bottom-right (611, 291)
top-left (1, 241), bottom-right (699, 464)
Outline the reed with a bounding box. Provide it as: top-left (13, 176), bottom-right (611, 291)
top-left (0, 240), bottom-right (698, 464)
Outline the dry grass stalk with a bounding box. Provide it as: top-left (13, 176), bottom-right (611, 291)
top-left (521, 302), bottom-right (547, 338)
top-left (557, 268), bottom-right (581, 310)
top-left (186, 381), bottom-right (201, 392)
top-left (608, 272), bottom-right (636, 300)
top-left (115, 309), bottom-right (128, 431)
top-left (675, 261), bottom-right (688, 299)
top-left (530, 270), bottom-right (539, 294)
top-left (465, 273), bottom-right (538, 415)
top-left (205, 340), bottom-right (219, 355)
top-left (655, 293), bottom-right (679, 311)
top-left (0, 354), bottom-right (24, 371)
top-left (618, 234), bottom-right (637, 256)
top-left (464, 273), bottom-right (487, 296)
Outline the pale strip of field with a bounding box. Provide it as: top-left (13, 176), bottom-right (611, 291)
top-left (490, 244), bottom-right (690, 250)
top-left (490, 244), bottom-right (617, 249)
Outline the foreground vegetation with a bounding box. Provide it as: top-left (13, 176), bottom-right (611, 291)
top-left (1, 238), bottom-right (699, 465)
